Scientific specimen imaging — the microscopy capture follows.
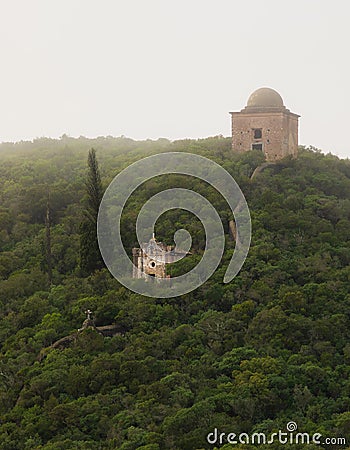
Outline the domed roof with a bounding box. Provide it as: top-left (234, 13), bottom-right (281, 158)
top-left (247, 87), bottom-right (284, 108)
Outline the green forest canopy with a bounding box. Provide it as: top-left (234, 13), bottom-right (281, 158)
top-left (0, 135), bottom-right (350, 449)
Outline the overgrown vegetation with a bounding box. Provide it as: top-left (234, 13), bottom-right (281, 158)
top-left (0, 136), bottom-right (350, 449)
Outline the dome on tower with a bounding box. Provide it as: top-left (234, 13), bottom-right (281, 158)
top-left (246, 87), bottom-right (284, 108)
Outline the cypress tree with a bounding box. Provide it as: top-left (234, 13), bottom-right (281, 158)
top-left (79, 148), bottom-right (104, 275)
top-left (45, 190), bottom-right (53, 285)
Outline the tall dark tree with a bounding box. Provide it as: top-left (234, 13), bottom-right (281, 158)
top-left (79, 148), bottom-right (104, 275)
top-left (45, 190), bottom-right (53, 285)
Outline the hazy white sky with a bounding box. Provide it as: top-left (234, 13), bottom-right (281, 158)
top-left (1, 0), bottom-right (350, 158)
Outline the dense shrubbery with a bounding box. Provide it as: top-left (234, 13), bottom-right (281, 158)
top-left (0, 136), bottom-right (350, 449)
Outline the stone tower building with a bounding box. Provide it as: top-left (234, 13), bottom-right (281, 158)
top-left (230, 87), bottom-right (300, 161)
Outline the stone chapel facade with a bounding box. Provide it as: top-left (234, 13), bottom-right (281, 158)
top-left (132, 234), bottom-right (187, 280)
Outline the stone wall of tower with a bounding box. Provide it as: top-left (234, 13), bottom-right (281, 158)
top-left (231, 111), bottom-right (299, 162)
top-left (284, 112), bottom-right (299, 159)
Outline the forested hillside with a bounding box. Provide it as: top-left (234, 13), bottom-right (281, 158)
top-left (0, 136), bottom-right (350, 449)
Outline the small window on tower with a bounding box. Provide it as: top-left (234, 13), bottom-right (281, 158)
top-left (253, 128), bottom-right (262, 139)
top-left (252, 143), bottom-right (263, 151)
